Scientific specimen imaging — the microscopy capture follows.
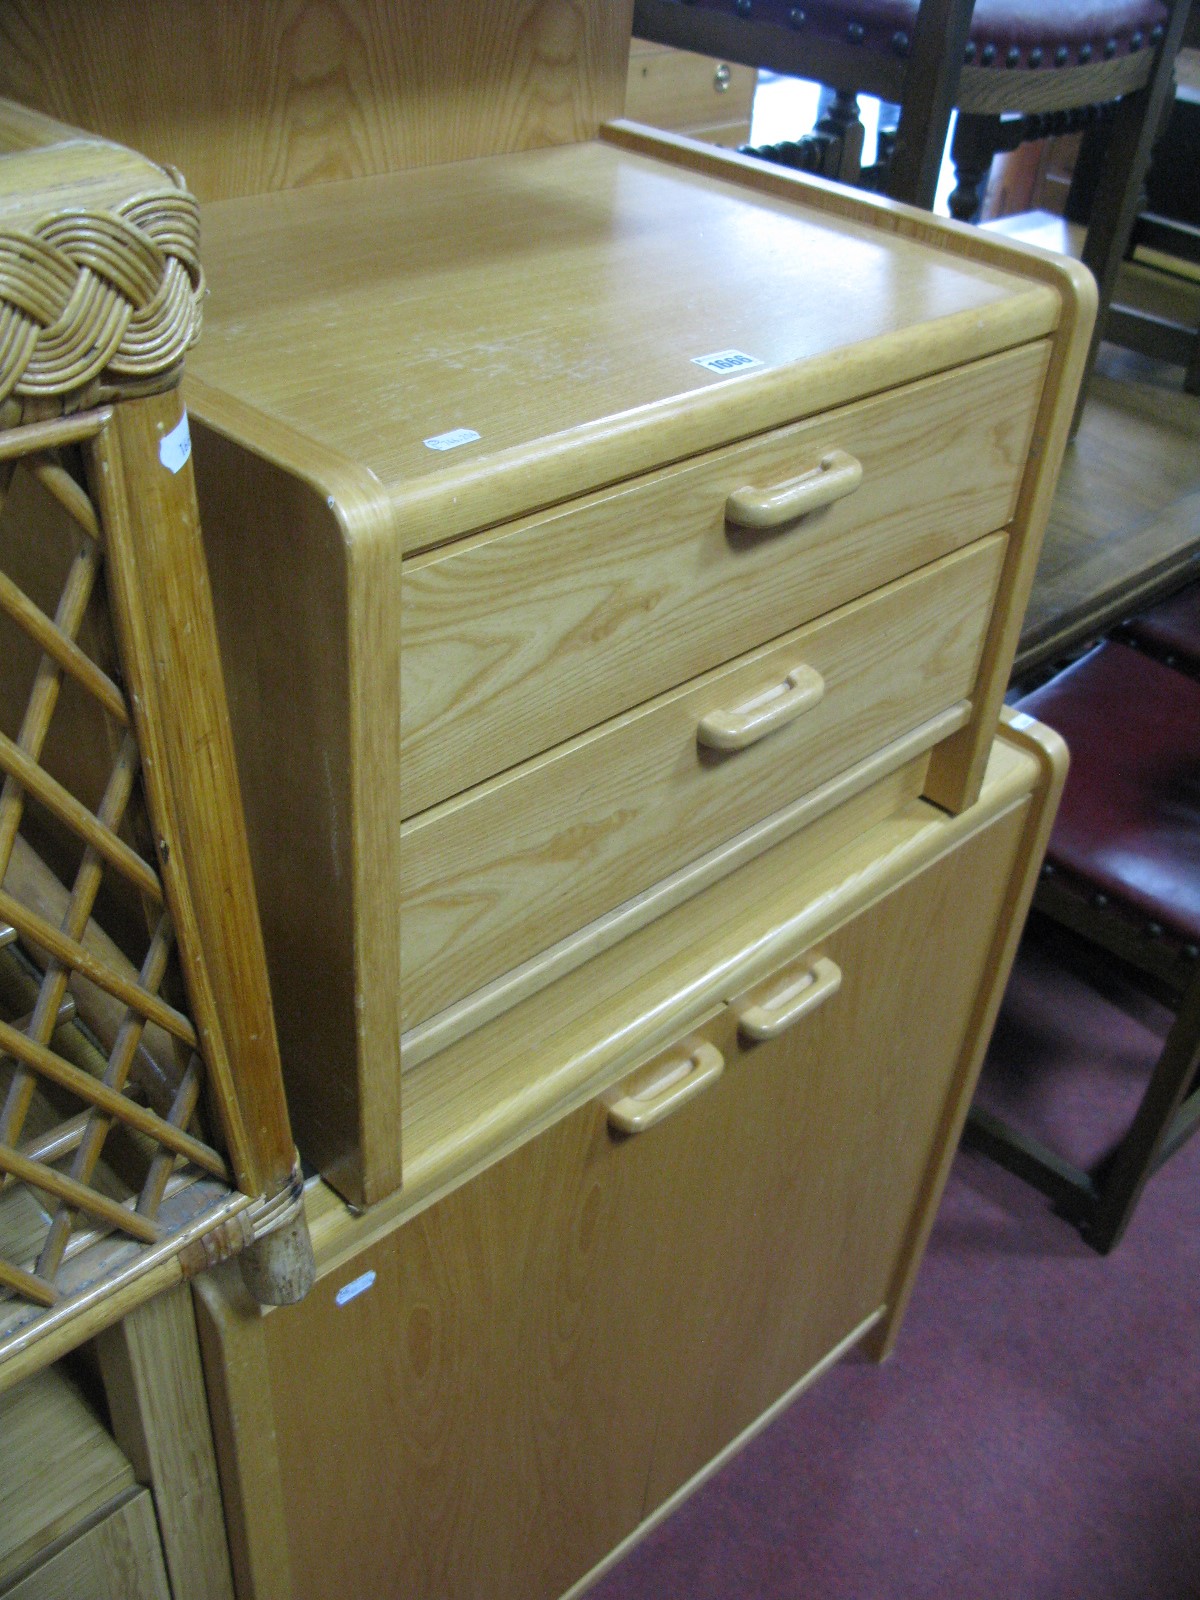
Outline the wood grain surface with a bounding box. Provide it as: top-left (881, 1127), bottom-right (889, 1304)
top-left (624, 40), bottom-right (757, 146)
top-left (401, 345), bottom-right (1044, 814)
top-left (598, 123), bottom-right (1096, 815)
top-left (181, 125), bottom-right (1083, 1205)
top-left (0, 0), bottom-right (635, 200)
top-left (189, 419), bottom-right (400, 1206)
top-left (400, 721), bottom-right (963, 1074)
top-left (401, 537), bottom-right (1005, 1027)
top-left (1021, 343), bottom-right (1200, 668)
top-left (395, 758), bottom-right (931, 1210)
top-left (977, 216), bottom-right (1200, 668)
top-left (97, 1287), bottom-right (235, 1600)
top-left (194, 1270), bottom-right (294, 1600)
top-left (314, 736), bottom-right (1042, 1262)
top-left (865, 708), bottom-right (1068, 1359)
top-left (642, 803), bottom-right (1028, 1503)
top-left (91, 393), bottom-right (295, 1201)
top-left (4, 1489), bottom-right (169, 1600)
top-left (957, 52), bottom-right (1153, 117)
top-left (0, 1363), bottom-right (134, 1584)
top-left (268, 1103), bottom-right (687, 1600)
top-left (199, 785), bottom-right (1034, 1600)
top-left (181, 132), bottom-right (1061, 1202)
top-left (0, 99), bottom-right (163, 222)
top-left (187, 138), bottom-right (1056, 549)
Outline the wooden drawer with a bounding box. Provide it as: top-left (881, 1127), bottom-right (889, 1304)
top-left (0, 1365), bottom-right (169, 1600)
top-left (198, 785), bottom-right (1038, 1600)
top-left (625, 40), bottom-right (758, 147)
top-left (401, 534), bottom-right (1006, 1029)
top-left (400, 343), bottom-right (1046, 816)
top-left (3, 1492), bottom-right (169, 1600)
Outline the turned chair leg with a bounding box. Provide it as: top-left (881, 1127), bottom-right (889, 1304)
top-left (815, 89), bottom-right (866, 184)
top-left (948, 112), bottom-right (1001, 221)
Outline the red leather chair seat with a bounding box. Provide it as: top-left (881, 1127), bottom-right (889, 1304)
top-left (1016, 641), bottom-right (1200, 946)
top-left (1125, 581), bottom-right (1200, 674)
top-left (674, 0), bottom-right (1169, 67)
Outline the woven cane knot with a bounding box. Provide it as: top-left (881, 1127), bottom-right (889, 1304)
top-left (0, 177), bottom-right (204, 406)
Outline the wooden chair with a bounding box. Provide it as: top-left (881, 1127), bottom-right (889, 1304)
top-left (0, 101), bottom-right (314, 1389)
top-left (965, 639), bottom-right (1200, 1252)
top-left (632, 0), bottom-right (1194, 404)
top-left (1076, 36), bottom-right (1200, 391)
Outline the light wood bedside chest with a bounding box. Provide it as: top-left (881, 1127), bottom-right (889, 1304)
top-left (178, 120), bottom-right (1090, 1209)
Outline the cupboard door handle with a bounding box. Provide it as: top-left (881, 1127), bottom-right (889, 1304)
top-left (725, 449), bottom-right (863, 530)
top-left (697, 664), bottom-right (825, 752)
top-left (737, 957), bottom-right (842, 1041)
top-left (605, 1041), bottom-right (725, 1134)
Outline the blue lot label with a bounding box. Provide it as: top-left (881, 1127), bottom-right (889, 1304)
top-left (335, 1269), bottom-right (377, 1306)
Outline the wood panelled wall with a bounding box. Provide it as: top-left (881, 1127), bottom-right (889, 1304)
top-left (0, 0), bottom-right (635, 199)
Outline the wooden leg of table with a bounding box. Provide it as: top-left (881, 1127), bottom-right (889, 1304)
top-left (885, 0), bottom-right (975, 211)
top-left (96, 1284), bottom-right (236, 1600)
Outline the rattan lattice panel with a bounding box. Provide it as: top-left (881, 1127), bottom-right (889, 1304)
top-left (0, 417), bottom-right (243, 1344)
top-left (0, 107), bottom-right (310, 1385)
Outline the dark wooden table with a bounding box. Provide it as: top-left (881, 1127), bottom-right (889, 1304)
top-left (1016, 337), bottom-right (1200, 674)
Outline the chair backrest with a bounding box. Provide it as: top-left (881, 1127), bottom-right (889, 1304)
top-left (633, 0), bottom-right (1182, 205)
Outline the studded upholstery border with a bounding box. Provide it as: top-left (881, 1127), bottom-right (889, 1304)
top-left (671, 0), bottom-right (1170, 68)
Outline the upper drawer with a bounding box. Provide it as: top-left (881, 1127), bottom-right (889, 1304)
top-left (400, 342), bottom-right (1046, 817)
top-left (400, 534), bottom-right (1005, 1031)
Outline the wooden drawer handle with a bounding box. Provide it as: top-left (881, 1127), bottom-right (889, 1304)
top-left (725, 449), bottom-right (863, 530)
top-left (697, 664), bottom-right (825, 752)
top-left (605, 1041), bottom-right (725, 1134)
top-left (737, 957), bottom-right (842, 1041)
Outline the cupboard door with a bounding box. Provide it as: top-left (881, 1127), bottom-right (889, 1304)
top-left (259, 1065), bottom-right (724, 1600)
top-left (641, 801), bottom-right (1029, 1505)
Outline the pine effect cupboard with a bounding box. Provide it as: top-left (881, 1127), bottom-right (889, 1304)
top-left (184, 123), bottom-right (1089, 1600)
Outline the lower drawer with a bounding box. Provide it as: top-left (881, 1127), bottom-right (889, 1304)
top-left (0, 1364), bottom-right (169, 1600)
top-left (3, 1491), bottom-right (169, 1600)
top-left (198, 782), bottom-right (1038, 1600)
top-left (401, 534), bottom-right (1005, 1029)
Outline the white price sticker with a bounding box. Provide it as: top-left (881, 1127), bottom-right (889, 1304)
top-left (424, 427), bottom-right (481, 452)
top-left (692, 349), bottom-right (763, 375)
top-left (158, 412), bottom-right (192, 474)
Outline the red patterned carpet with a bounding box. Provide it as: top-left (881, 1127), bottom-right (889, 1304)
top-left (591, 923), bottom-right (1200, 1600)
